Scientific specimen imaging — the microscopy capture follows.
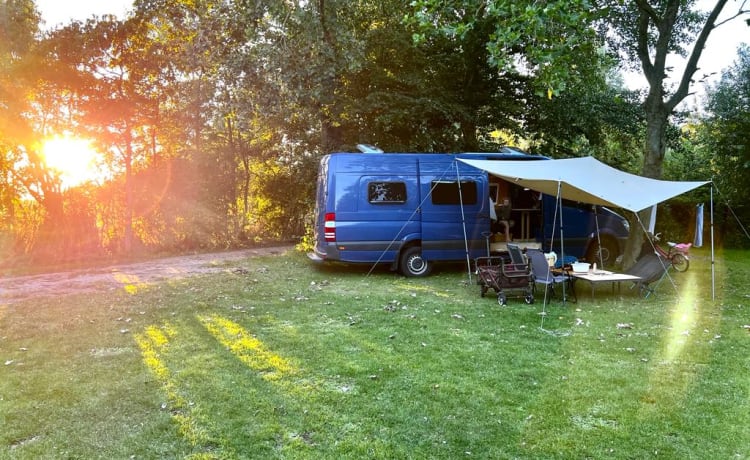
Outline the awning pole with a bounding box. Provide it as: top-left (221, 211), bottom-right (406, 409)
top-left (592, 205), bottom-right (603, 268)
top-left (557, 181), bottom-right (567, 304)
top-left (710, 185), bottom-right (715, 301)
top-left (456, 161), bottom-right (472, 283)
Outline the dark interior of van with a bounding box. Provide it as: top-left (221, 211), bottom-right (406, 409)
top-left (490, 179), bottom-right (541, 242)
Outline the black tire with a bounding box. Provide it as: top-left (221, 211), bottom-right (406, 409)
top-left (671, 253), bottom-right (689, 272)
top-left (399, 246), bottom-right (432, 277)
top-left (586, 237), bottom-right (619, 267)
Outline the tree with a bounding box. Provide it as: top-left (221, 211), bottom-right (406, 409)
top-left (604, 0), bottom-right (749, 265)
top-left (606, 1), bottom-right (740, 176)
top-left (410, 0), bottom-right (604, 98)
top-left (0, 0), bottom-right (75, 261)
top-left (1, 0), bottom-right (40, 238)
top-left (41, 0), bottom-right (242, 253)
top-left (39, 18), bottom-right (147, 253)
top-left (524, 70), bottom-right (645, 169)
top-left (699, 44), bottom-right (750, 246)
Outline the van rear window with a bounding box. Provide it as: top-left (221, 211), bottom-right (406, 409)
top-left (368, 182), bottom-right (407, 203)
top-left (431, 181), bottom-right (478, 205)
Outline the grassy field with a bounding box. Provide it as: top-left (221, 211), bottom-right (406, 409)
top-left (1, 247), bottom-right (749, 459)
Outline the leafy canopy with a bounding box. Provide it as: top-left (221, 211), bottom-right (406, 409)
top-left (409, 0), bottom-right (603, 97)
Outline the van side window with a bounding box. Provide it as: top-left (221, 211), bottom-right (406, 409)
top-left (368, 182), bottom-right (407, 203)
top-left (431, 180), bottom-right (478, 205)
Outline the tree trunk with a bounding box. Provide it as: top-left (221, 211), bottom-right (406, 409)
top-left (317, 0), bottom-right (343, 153)
top-left (621, 94), bottom-right (670, 269)
top-left (622, 0), bottom-right (730, 270)
top-left (123, 127), bottom-right (134, 255)
top-left (30, 190), bottom-right (65, 262)
top-left (641, 103), bottom-right (668, 179)
top-left (461, 119), bottom-right (479, 151)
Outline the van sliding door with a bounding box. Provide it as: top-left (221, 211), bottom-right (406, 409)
top-left (418, 162), bottom-right (489, 261)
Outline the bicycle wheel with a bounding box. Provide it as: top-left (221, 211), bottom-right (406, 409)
top-left (671, 253), bottom-right (689, 272)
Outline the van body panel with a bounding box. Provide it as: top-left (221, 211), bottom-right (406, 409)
top-left (541, 198), bottom-right (629, 262)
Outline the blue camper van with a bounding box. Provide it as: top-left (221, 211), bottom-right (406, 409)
top-left (309, 148), bottom-right (629, 276)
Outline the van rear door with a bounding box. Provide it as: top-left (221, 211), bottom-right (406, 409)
top-left (332, 173), bottom-right (420, 262)
top-left (319, 154), bottom-right (421, 263)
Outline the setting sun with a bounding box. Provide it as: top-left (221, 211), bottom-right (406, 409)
top-left (41, 136), bottom-right (101, 188)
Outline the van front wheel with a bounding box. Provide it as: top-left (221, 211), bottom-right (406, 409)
top-left (400, 247), bottom-right (432, 277)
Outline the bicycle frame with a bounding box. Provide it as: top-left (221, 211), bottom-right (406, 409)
top-left (648, 232), bottom-right (691, 272)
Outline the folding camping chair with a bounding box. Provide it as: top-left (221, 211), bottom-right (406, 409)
top-left (527, 248), bottom-right (575, 305)
top-left (506, 243), bottom-right (526, 266)
top-left (625, 252), bottom-right (670, 298)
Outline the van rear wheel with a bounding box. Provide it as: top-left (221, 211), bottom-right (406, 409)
top-left (400, 247), bottom-right (432, 277)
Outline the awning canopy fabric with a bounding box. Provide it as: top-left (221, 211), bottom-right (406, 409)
top-left (458, 156), bottom-right (709, 212)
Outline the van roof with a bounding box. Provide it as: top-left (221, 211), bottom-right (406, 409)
top-left (335, 146), bottom-right (549, 160)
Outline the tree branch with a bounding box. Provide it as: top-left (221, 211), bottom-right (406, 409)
top-left (713, 1), bottom-right (749, 28)
top-left (650, 0), bottom-right (680, 86)
top-left (634, 0), bottom-right (661, 22)
top-left (636, 6), bottom-right (656, 84)
top-left (667, 0), bottom-right (729, 112)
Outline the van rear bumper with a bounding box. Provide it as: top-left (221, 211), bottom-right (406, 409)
top-left (308, 243), bottom-right (342, 263)
top-left (307, 252), bottom-right (325, 263)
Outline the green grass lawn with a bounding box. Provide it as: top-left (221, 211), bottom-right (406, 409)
top-left (1, 247), bottom-right (749, 459)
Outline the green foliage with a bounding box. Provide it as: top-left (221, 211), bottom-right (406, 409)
top-left (604, 0), bottom-right (708, 68)
top-left (525, 74), bottom-right (645, 168)
top-left (410, 0), bottom-right (603, 96)
top-left (697, 44), bottom-right (750, 247)
top-left (246, 156), bottom-right (318, 240)
top-left (703, 45), bottom-right (750, 195)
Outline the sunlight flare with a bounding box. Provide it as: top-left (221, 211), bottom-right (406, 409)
top-left (641, 269), bottom-right (708, 415)
top-left (41, 135), bottom-right (101, 187)
top-left (663, 270), bottom-right (700, 362)
top-left (199, 315), bottom-right (296, 381)
top-left (134, 324), bottom-right (213, 448)
top-left (113, 272), bottom-right (148, 294)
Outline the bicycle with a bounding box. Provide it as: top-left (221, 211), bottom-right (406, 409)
top-left (647, 232), bottom-right (691, 272)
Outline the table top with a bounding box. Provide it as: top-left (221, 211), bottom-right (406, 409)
top-left (568, 270), bottom-right (641, 282)
top-left (490, 241), bottom-right (542, 251)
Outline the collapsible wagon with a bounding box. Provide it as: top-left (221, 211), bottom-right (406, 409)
top-left (474, 256), bottom-right (534, 306)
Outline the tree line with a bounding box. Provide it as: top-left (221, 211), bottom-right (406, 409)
top-left (1, 0), bottom-right (748, 268)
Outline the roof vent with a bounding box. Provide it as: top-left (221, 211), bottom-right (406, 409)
top-left (356, 144), bottom-right (384, 153)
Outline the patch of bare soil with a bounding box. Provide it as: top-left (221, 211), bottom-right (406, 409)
top-left (0, 246), bottom-right (293, 305)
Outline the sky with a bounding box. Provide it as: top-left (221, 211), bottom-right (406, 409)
top-left (35, 0), bottom-right (748, 101)
top-left (623, 0), bottom-right (750, 106)
top-left (36, 0), bottom-right (132, 29)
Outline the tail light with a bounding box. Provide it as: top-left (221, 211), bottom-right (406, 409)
top-left (324, 212), bottom-right (336, 241)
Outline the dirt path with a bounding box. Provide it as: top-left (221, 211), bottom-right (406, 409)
top-left (0, 246), bottom-right (293, 305)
